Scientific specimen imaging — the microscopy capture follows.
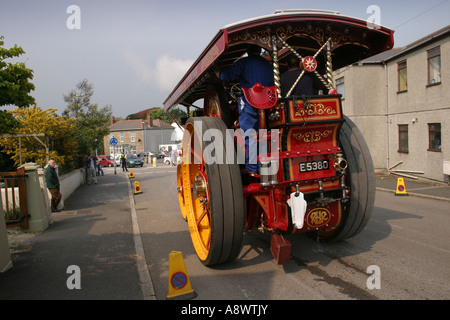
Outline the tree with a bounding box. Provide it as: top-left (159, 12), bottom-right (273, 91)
top-left (126, 107), bottom-right (187, 124)
top-left (0, 36), bottom-right (35, 109)
top-left (63, 79), bottom-right (112, 156)
top-left (0, 106), bottom-right (79, 170)
top-left (0, 36), bottom-right (36, 171)
top-left (0, 36), bottom-right (35, 136)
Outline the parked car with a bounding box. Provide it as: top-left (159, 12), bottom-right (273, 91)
top-left (148, 151), bottom-right (165, 159)
top-left (114, 154), bottom-right (121, 166)
top-left (98, 155), bottom-right (115, 167)
top-left (126, 155), bottom-right (144, 167)
top-left (164, 156), bottom-right (180, 165)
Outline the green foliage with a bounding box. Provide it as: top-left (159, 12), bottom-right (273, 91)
top-left (0, 36), bottom-right (35, 108)
top-left (0, 110), bottom-right (22, 134)
top-left (62, 79), bottom-right (112, 157)
top-left (126, 107), bottom-right (187, 124)
top-left (0, 106), bottom-right (79, 171)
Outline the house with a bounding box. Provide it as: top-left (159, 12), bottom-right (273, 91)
top-left (103, 114), bottom-right (175, 156)
top-left (334, 25), bottom-right (449, 182)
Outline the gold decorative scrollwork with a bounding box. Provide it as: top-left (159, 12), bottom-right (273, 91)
top-left (292, 129), bottom-right (333, 143)
top-left (228, 29), bottom-right (272, 47)
top-left (307, 208), bottom-right (331, 227)
top-left (227, 21), bottom-right (372, 53)
top-left (294, 103), bottom-right (337, 117)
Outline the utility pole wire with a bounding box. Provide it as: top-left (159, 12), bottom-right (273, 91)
top-left (394, 0), bottom-right (449, 30)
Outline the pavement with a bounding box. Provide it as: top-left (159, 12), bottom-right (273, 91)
top-left (375, 173), bottom-right (450, 201)
top-left (0, 166), bottom-right (155, 300)
top-left (0, 168), bottom-right (449, 300)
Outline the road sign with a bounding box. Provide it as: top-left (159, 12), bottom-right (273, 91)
top-left (171, 272), bottom-right (188, 289)
top-left (110, 137), bottom-right (118, 146)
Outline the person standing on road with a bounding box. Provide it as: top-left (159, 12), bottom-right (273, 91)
top-left (84, 155), bottom-right (90, 183)
top-left (170, 150), bottom-right (176, 166)
top-left (88, 154), bottom-right (98, 184)
top-left (120, 153), bottom-right (128, 172)
top-left (45, 159), bottom-right (63, 212)
top-left (97, 158), bottom-right (104, 176)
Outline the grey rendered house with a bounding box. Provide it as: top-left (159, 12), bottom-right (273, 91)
top-left (334, 25), bottom-right (449, 182)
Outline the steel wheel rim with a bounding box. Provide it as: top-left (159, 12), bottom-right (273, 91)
top-left (182, 122), bottom-right (212, 261)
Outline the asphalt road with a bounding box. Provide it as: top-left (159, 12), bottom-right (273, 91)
top-left (131, 164), bottom-right (449, 300)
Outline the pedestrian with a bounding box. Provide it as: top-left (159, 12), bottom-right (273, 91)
top-left (120, 153), bottom-right (128, 172)
top-left (173, 149), bottom-right (179, 165)
top-left (88, 154), bottom-right (98, 184)
top-left (45, 159), bottom-right (63, 212)
top-left (219, 44), bottom-right (274, 174)
top-left (170, 150), bottom-right (176, 166)
top-left (97, 158), bottom-right (104, 176)
top-left (84, 155), bottom-right (90, 183)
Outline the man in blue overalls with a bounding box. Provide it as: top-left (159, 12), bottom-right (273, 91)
top-left (219, 44), bottom-right (274, 173)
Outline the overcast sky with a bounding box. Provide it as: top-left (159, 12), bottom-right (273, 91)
top-left (1, 0), bottom-right (449, 118)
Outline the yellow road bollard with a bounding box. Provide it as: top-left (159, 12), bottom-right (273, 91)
top-left (166, 251), bottom-right (197, 300)
top-left (134, 181), bottom-right (143, 194)
top-left (395, 177), bottom-right (408, 196)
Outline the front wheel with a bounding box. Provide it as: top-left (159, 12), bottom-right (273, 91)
top-left (179, 117), bottom-right (245, 266)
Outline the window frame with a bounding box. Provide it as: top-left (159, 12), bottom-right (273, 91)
top-left (428, 123), bottom-right (441, 152)
top-left (397, 60), bottom-right (408, 93)
top-left (398, 124), bottom-right (409, 153)
top-left (335, 77), bottom-right (345, 99)
top-left (427, 46), bottom-right (441, 86)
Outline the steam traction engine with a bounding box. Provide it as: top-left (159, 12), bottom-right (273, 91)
top-left (164, 10), bottom-right (394, 265)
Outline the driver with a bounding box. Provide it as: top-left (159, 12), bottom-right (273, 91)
top-left (218, 44), bottom-right (274, 174)
top-left (281, 54), bottom-right (314, 97)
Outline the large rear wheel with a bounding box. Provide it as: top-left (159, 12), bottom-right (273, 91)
top-left (318, 115), bottom-right (375, 241)
top-left (179, 117), bottom-right (245, 265)
top-left (204, 83), bottom-right (233, 128)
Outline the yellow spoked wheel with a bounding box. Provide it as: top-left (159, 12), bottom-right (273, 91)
top-left (177, 163), bottom-right (187, 221)
top-left (179, 117), bottom-right (244, 266)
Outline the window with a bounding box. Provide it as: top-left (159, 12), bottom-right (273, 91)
top-left (398, 124), bottom-right (409, 153)
top-left (131, 132), bottom-right (136, 142)
top-left (397, 61), bottom-right (407, 92)
top-left (428, 123), bottom-right (441, 151)
top-left (336, 77), bottom-right (344, 99)
top-left (427, 47), bottom-right (441, 85)
top-left (120, 132), bottom-right (124, 142)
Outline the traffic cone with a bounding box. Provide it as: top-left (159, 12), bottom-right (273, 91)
top-left (134, 181), bottom-right (143, 194)
top-left (166, 251), bottom-right (197, 300)
top-left (129, 170), bottom-right (134, 178)
top-left (395, 177), bottom-right (408, 196)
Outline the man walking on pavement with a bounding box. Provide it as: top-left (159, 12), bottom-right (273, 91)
top-left (45, 159), bottom-right (63, 212)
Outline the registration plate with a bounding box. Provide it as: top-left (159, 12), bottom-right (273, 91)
top-left (299, 160), bottom-right (329, 173)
